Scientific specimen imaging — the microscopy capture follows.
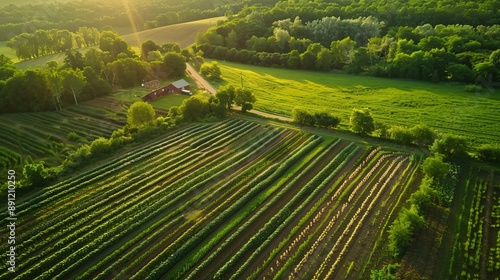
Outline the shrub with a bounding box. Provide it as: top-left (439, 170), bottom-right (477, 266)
top-left (464, 84), bottom-right (482, 92)
top-left (350, 108), bottom-right (375, 135)
top-left (23, 161), bottom-right (49, 188)
top-left (389, 126), bottom-right (414, 145)
top-left (67, 131), bottom-right (81, 142)
top-left (477, 144), bottom-right (500, 162)
top-left (89, 137), bottom-right (112, 155)
top-left (127, 101), bottom-right (156, 128)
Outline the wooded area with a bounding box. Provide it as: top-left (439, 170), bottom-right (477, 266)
top-left (195, 0), bottom-right (500, 85)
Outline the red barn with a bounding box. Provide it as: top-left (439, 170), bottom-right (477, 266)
top-left (141, 79), bottom-right (190, 101)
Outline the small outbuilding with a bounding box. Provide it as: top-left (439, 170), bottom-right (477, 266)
top-left (141, 79), bottom-right (190, 101)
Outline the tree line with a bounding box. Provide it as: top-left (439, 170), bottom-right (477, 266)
top-left (0, 0), bottom-right (280, 41)
top-left (197, 11), bottom-right (500, 86)
top-left (7, 27), bottom-right (100, 60)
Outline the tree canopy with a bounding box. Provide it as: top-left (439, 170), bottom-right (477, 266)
top-left (127, 101), bottom-right (156, 128)
top-left (350, 108), bottom-right (375, 135)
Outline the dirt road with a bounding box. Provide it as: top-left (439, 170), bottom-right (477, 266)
top-left (185, 63), bottom-right (292, 122)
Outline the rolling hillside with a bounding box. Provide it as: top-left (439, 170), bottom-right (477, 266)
top-left (121, 17), bottom-right (224, 48)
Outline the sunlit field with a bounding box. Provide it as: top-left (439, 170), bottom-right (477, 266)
top-left (214, 60), bottom-right (500, 145)
top-left (121, 17), bottom-right (224, 48)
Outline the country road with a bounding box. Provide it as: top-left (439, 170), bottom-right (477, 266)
top-left (185, 63), bottom-right (292, 122)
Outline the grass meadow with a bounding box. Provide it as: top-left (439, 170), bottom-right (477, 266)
top-left (121, 17), bottom-right (224, 48)
top-left (214, 60), bottom-right (500, 145)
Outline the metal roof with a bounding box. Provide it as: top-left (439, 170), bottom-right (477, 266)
top-left (171, 79), bottom-right (189, 88)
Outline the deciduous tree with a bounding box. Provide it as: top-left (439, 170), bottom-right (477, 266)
top-left (127, 101), bottom-right (155, 128)
top-left (234, 87), bottom-right (256, 112)
top-left (350, 108), bottom-right (375, 135)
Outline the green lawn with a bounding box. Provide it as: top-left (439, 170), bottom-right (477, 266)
top-left (111, 75), bottom-right (205, 110)
top-left (0, 41), bottom-right (18, 62)
top-left (214, 60), bottom-right (500, 145)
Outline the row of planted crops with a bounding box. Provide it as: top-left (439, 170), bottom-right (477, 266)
top-left (0, 104), bottom-right (123, 170)
top-left (0, 119), bottom-right (419, 279)
top-left (452, 169), bottom-right (500, 280)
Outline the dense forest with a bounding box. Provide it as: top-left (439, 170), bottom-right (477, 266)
top-left (195, 0), bottom-right (500, 85)
top-left (0, 32), bottom-right (189, 113)
top-left (0, 0), bottom-right (279, 41)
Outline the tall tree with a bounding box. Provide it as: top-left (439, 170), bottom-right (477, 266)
top-left (216, 84), bottom-right (236, 109)
top-left (46, 70), bottom-right (64, 111)
top-left (2, 69), bottom-right (52, 113)
top-left (330, 37), bottom-right (356, 69)
top-left (163, 52), bottom-right (186, 79)
top-left (127, 101), bottom-right (155, 128)
top-left (234, 87), bottom-right (256, 112)
top-left (350, 108), bottom-right (375, 135)
top-left (61, 69), bottom-right (86, 105)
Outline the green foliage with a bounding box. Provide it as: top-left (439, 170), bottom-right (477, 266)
top-left (216, 85), bottom-right (236, 109)
top-left (371, 263), bottom-right (399, 280)
top-left (464, 84), bottom-right (483, 93)
top-left (476, 143), bottom-right (500, 162)
top-left (234, 87), bottom-right (256, 112)
top-left (60, 69), bottom-right (86, 105)
top-left (163, 52), bottom-right (187, 79)
top-left (388, 126), bottom-right (414, 145)
top-left (127, 102), bottom-right (156, 128)
top-left (409, 181), bottom-right (438, 215)
top-left (292, 108), bottom-right (315, 126)
top-left (23, 161), bottom-right (49, 188)
top-left (67, 132), bottom-right (81, 142)
top-left (350, 108), bottom-right (375, 135)
top-left (292, 108), bottom-right (341, 128)
top-left (430, 134), bottom-right (469, 163)
top-left (388, 206), bottom-right (425, 258)
top-left (200, 61), bottom-right (222, 80)
top-left (0, 54), bottom-right (17, 81)
top-left (89, 137), bottom-right (113, 155)
top-left (421, 153), bottom-right (451, 179)
top-left (179, 96), bottom-right (210, 121)
top-left (410, 124), bottom-right (437, 147)
top-left (1, 68), bottom-right (53, 113)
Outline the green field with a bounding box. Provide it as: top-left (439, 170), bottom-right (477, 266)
top-left (121, 17), bottom-right (224, 49)
top-left (214, 61), bottom-right (500, 145)
top-left (0, 41), bottom-right (18, 62)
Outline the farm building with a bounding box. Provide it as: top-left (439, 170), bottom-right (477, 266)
top-left (141, 79), bottom-right (190, 101)
top-left (142, 80), bottom-right (160, 90)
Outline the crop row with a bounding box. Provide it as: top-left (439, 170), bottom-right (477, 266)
top-left (134, 135), bottom-right (322, 280)
top-left (463, 180), bottom-right (487, 271)
top-left (90, 128), bottom-right (291, 280)
top-left (12, 121), bottom-right (267, 278)
top-left (233, 143), bottom-right (361, 280)
top-left (290, 152), bottom-right (389, 277)
top-left (0, 120), bottom-right (262, 276)
top-left (321, 157), bottom-right (408, 279)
